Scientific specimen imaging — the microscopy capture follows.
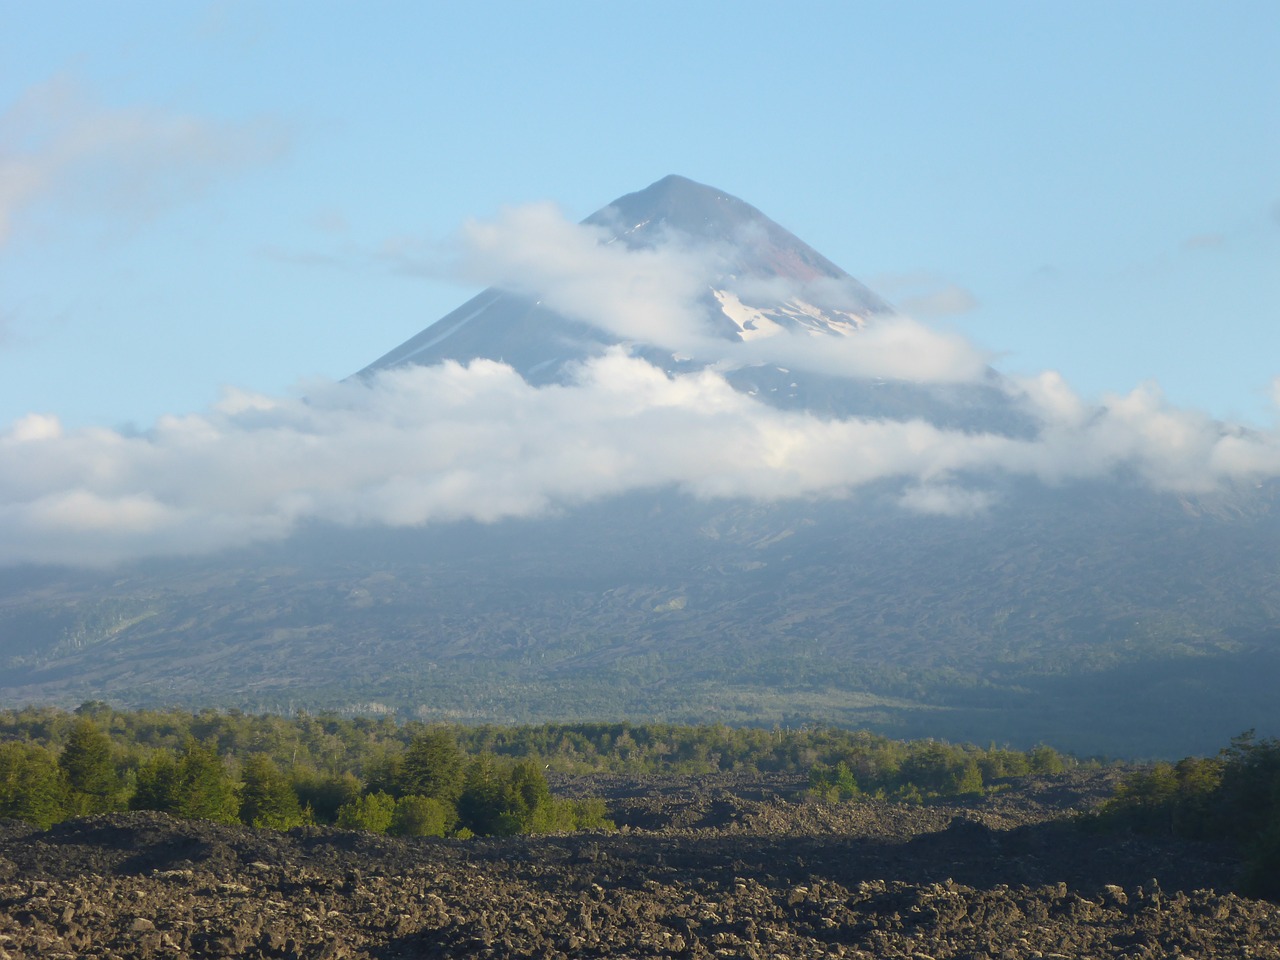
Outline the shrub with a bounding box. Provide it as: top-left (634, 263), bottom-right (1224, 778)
top-left (336, 791), bottom-right (397, 834)
top-left (388, 795), bottom-right (454, 837)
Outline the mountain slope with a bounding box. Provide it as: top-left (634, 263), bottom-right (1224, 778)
top-left (2, 478), bottom-right (1277, 756)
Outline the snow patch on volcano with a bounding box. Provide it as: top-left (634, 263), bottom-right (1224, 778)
top-left (714, 289), bottom-right (785, 341)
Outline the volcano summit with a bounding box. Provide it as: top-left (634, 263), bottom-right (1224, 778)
top-left (357, 174), bottom-right (1020, 427)
top-left (359, 175), bottom-right (888, 383)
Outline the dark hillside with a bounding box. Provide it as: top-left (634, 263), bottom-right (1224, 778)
top-left (2, 478), bottom-right (1277, 757)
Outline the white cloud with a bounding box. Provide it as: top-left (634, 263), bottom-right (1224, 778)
top-left (1013, 370), bottom-right (1090, 428)
top-left (4, 350), bottom-right (1280, 567)
top-left (869, 271), bottom-right (980, 318)
top-left (733, 314), bottom-right (989, 384)
top-left (998, 377), bottom-right (1280, 493)
top-left (450, 201), bottom-right (722, 352)
top-left (899, 484), bottom-right (995, 517)
top-left (0, 75), bottom-right (287, 248)
top-left (8, 412), bottom-right (62, 441)
top-left (898, 284), bottom-right (979, 318)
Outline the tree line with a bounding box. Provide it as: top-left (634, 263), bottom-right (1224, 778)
top-left (0, 711), bottom-right (610, 836)
top-left (11, 703), bottom-right (1273, 896)
top-left (1087, 731), bottom-right (1280, 899)
top-left (807, 740), bottom-right (1067, 804)
top-left (0, 704), bottom-right (1075, 834)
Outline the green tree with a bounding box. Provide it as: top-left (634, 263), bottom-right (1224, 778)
top-left (807, 761), bottom-right (860, 802)
top-left (0, 741), bottom-right (65, 828)
top-left (73, 701), bottom-right (115, 723)
top-left (388, 795), bottom-right (454, 837)
top-left (986, 748), bottom-right (1031, 779)
top-left (133, 741), bottom-right (239, 823)
top-left (899, 743), bottom-right (977, 797)
top-left (132, 752), bottom-right (181, 813)
top-left (507, 760), bottom-right (552, 831)
top-left (398, 732), bottom-right (465, 803)
top-left (1242, 820), bottom-right (1280, 899)
top-left (1217, 732), bottom-right (1280, 840)
top-left (458, 755), bottom-right (520, 836)
top-left (239, 754), bottom-right (305, 829)
top-left (59, 718), bottom-right (122, 816)
top-left (567, 798), bottom-right (615, 832)
top-left (174, 739), bottom-right (240, 823)
top-left (1029, 745), bottom-right (1066, 775)
top-left (953, 757), bottom-right (985, 795)
top-left (291, 769), bottom-right (362, 824)
top-left (336, 791), bottom-right (396, 833)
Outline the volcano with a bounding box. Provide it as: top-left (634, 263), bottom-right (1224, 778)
top-left (1, 175), bottom-right (1277, 757)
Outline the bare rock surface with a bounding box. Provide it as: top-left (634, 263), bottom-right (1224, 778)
top-left (1, 771), bottom-right (1277, 958)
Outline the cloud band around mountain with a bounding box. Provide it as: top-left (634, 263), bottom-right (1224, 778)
top-left (3, 190), bottom-right (1278, 566)
top-left (3, 350), bottom-right (1279, 567)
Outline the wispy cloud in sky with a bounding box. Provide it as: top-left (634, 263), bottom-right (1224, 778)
top-left (869, 271), bottom-right (980, 319)
top-left (0, 76), bottom-right (287, 248)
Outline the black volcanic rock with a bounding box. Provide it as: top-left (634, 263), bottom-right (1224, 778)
top-left (0, 774), bottom-right (1271, 960)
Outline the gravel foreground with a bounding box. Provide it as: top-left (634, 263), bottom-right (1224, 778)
top-left (0, 771), bottom-right (1277, 959)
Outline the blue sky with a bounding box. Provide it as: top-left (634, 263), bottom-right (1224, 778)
top-left (2, 1), bottom-right (1277, 431)
top-left (2, 2), bottom-right (1280, 565)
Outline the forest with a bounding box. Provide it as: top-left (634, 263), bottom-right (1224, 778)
top-left (0, 703), bottom-right (1072, 836)
top-left (3, 702), bottom-right (1279, 898)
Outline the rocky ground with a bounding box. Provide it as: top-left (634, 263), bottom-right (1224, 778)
top-left (0, 771), bottom-right (1276, 959)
